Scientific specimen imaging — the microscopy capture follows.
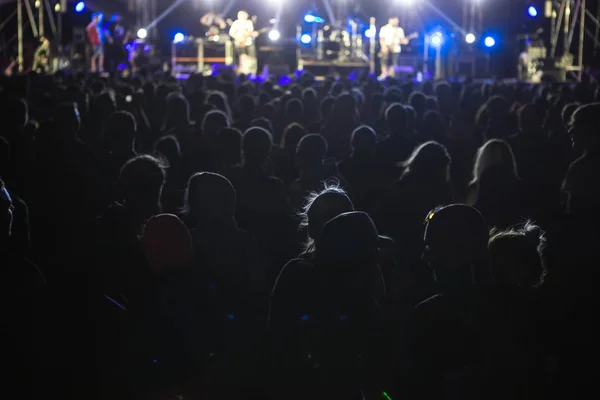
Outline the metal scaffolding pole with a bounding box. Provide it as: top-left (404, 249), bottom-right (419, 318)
top-left (38, 0), bottom-right (43, 37)
top-left (17, 0), bottom-right (23, 71)
top-left (579, 0), bottom-right (585, 79)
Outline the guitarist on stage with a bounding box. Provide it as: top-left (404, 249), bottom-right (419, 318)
top-left (229, 10), bottom-right (257, 75)
top-left (379, 17), bottom-right (409, 79)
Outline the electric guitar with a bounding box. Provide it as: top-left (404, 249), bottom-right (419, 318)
top-left (380, 32), bottom-right (419, 56)
top-left (235, 27), bottom-right (269, 48)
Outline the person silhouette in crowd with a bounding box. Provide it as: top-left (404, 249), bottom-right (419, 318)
top-left (289, 134), bottom-right (346, 212)
top-left (509, 104), bottom-right (560, 218)
top-left (270, 211), bottom-right (387, 398)
top-left (562, 102), bottom-right (600, 224)
top-left (297, 183), bottom-right (355, 257)
top-left (92, 155), bottom-right (166, 305)
top-left (154, 135), bottom-right (186, 214)
top-left (377, 141), bottom-right (453, 281)
top-left (102, 111), bottom-right (138, 185)
top-left (161, 93), bottom-right (192, 138)
top-left (400, 204), bottom-right (499, 399)
top-left (233, 94), bottom-right (256, 133)
top-left (339, 125), bottom-right (399, 210)
top-left (320, 93), bottom-right (359, 160)
top-left (190, 109), bottom-right (231, 172)
top-left (376, 103), bottom-right (415, 165)
top-left (214, 127), bottom-right (242, 175)
top-left (272, 122), bottom-right (307, 186)
top-left (467, 139), bottom-right (523, 228)
top-left (489, 221), bottom-right (546, 290)
top-left (225, 127), bottom-right (292, 277)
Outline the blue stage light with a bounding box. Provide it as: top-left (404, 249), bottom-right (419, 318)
top-left (430, 32), bottom-right (442, 47)
top-left (528, 5), bottom-right (538, 17)
top-left (173, 32), bottom-right (185, 43)
top-left (75, 1), bottom-right (85, 12)
top-left (301, 34), bottom-right (312, 44)
top-left (304, 15), bottom-right (315, 23)
top-left (484, 36), bottom-right (496, 47)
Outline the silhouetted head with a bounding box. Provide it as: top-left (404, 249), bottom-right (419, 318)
top-left (118, 155), bottom-right (166, 216)
top-left (206, 91), bottom-right (231, 117)
top-left (517, 103), bottom-right (543, 134)
top-left (183, 172), bottom-right (236, 223)
top-left (0, 179), bottom-right (13, 242)
top-left (154, 135), bottom-right (181, 164)
top-left (54, 102), bottom-right (81, 139)
top-left (385, 103), bottom-right (407, 137)
top-left (250, 117), bottom-right (273, 134)
top-left (201, 109), bottom-right (230, 138)
top-left (296, 134), bottom-right (328, 171)
top-left (92, 91), bottom-right (117, 119)
top-left (103, 111), bottom-right (136, 153)
top-left (403, 141), bottom-right (451, 183)
top-left (472, 139), bottom-right (518, 184)
top-left (163, 94), bottom-right (190, 129)
top-left (421, 109), bottom-right (447, 141)
top-left (143, 214), bottom-right (193, 272)
top-left (489, 221), bottom-right (546, 289)
top-left (4, 98), bottom-right (28, 129)
top-left (351, 125), bottom-right (376, 157)
top-left (236, 94), bottom-right (256, 119)
top-left (561, 102), bottom-right (580, 127)
top-left (424, 204), bottom-right (490, 287)
top-left (281, 123), bottom-right (306, 153)
top-left (285, 98), bottom-right (304, 121)
top-left (316, 211), bottom-right (379, 272)
top-left (300, 183), bottom-right (354, 254)
top-left (320, 96), bottom-right (336, 120)
top-left (242, 127), bottom-right (272, 167)
top-left (569, 102), bottom-right (600, 153)
top-left (216, 127), bottom-right (242, 167)
top-left (408, 91), bottom-right (426, 115)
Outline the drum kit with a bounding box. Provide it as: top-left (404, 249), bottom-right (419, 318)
top-left (316, 18), bottom-right (370, 62)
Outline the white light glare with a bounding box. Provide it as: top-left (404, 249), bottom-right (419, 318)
top-left (430, 32), bottom-right (442, 47)
top-left (484, 36), bottom-right (496, 47)
top-left (137, 28), bottom-right (148, 39)
top-left (173, 32), bottom-right (185, 43)
top-left (301, 34), bottom-right (312, 44)
top-left (268, 30), bottom-right (281, 41)
top-left (365, 27), bottom-right (376, 39)
top-left (465, 33), bottom-right (475, 44)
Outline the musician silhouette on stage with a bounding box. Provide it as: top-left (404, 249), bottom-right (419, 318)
top-left (229, 11), bottom-right (257, 75)
top-left (379, 17), bottom-right (407, 79)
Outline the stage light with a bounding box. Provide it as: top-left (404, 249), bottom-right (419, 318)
top-left (430, 32), bottom-right (442, 47)
top-left (528, 5), bottom-right (538, 17)
top-left (484, 36), bottom-right (496, 47)
top-left (301, 34), bottom-right (312, 44)
top-left (137, 28), bottom-right (148, 39)
top-left (268, 29), bottom-right (281, 41)
top-left (173, 32), bottom-right (185, 43)
top-left (74, 1), bottom-right (85, 12)
top-left (365, 27), bottom-right (376, 39)
top-left (54, 2), bottom-right (60, 11)
top-left (397, 0), bottom-right (412, 4)
top-left (465, 33), bottom-right (475, 44)
top-left (304, 14), bottom-right (315, 23)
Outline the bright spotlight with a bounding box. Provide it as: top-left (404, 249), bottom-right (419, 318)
top-left (173, 32), bottom-right (185, 43)
top-left (301, 34), bottom-right (312, 44)
top-left (528, 5), bottom-right (538, 17)
top-left (397, 0), bottom-right (412, 4)
top-left (430, 32), bottom-right (442, 47)
top-left (304, 15), bottom-right (315, 23)
top-left (484, 36), bottom-right (496, 47)
top-left (268, 29), bottom-right (281, 41)
top-left (137, 28), bottom-right (148, 39)
top-left (365, 27), bottom-right (376, 39)
top-left (465, 33), bottom-right (475, 44)
top-left (74, 1), bottom-right (85, 12)
top-left (54, 2), bottom-right (60, 11)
